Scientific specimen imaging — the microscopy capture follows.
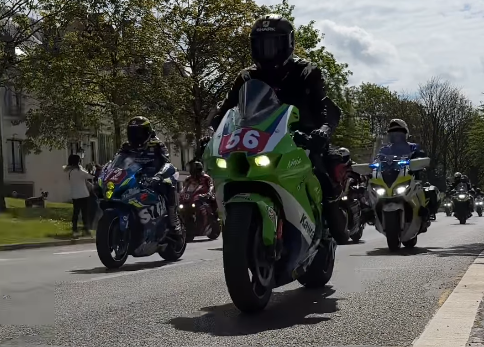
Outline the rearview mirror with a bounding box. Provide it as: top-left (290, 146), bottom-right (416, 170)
top-left (352, 163), bottom-right (372, 175)
top-left (409, 157), bottom-right (430, 171)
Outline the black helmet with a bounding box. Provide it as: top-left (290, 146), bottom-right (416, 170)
top-left (250, 14), bottom-right (295, 70)
top-left (189, 161), bottom-right (203, 176)
top-left (423, 182), bottom-right (431, 187)
top-left (462, 174), bottom-right (469, 182)
top-left (127, 116), bottom-right (153, 148)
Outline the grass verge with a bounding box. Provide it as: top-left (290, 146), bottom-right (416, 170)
top-left (0, 198), bottom-right (74, 245)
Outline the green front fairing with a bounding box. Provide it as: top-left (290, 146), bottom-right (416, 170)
top-left (204, 105), bottom-right (323, 245)
top-left (226, 194), bottom-right (277, 245)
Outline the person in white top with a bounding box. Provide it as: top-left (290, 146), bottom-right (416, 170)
top-left (63, 154), bottom-right (94, 238)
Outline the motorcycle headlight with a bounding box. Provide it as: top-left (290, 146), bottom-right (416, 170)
top-left (458, 194), bottom-right (466, 199)
top-left (191, 203), bottom-right (196, 207)
top-left (216, 158), bottom-right (227, 169)
top-left (254, 155), bottom-right (270, 167)
top-left (393, 185), bottom-right (409, 196)
top-left (444, 203), bottom-right (451, 206)
top-left (372, 187), bottom-right (386, 196)
top-left (179, 204), bottom-right (184, 209)
top-left (342, 195), bottom-right (348, 201)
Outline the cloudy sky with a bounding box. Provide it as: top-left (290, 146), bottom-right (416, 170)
top-left (256, 0), bottom-right (484, 105)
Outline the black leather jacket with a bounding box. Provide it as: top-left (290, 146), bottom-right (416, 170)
top-left (211, 57), bottom-right (341, 135)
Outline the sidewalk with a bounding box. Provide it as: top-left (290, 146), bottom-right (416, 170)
top-left (413, 251), bottom-right (484, 347)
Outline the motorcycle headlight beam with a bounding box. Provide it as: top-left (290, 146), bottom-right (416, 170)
top-left (458, 194), bottom-right (466, 199)
top-left (394, 185), bottom-right (409, 196)
top-left (216, 158), bottom-right (227, 169)
top-left (373, 187), bottom-right (386, 196)
top-left (254, 155), bottom-right (270, 167)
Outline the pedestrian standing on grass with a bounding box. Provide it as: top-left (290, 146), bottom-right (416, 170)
top-left (63, 154), bottom-right (93, 238)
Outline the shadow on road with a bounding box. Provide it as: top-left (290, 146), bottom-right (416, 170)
top-left (189, 238), bottom-right (215, 243)
top-left (69, 260), bottom-right (177, 274)
top-left (357, 242), bottom-right (484, 258)
top-left (168, 286), bottom-right (338, 336)
top-left (363, 246), bottom-right (442, 256)
top-left (208, 247), bottom-right (223, 251)
top-left (343, 240), bottom-right (366, 245)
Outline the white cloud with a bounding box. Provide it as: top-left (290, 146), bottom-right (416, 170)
top-left (256, 0), bottom-right (484, 105)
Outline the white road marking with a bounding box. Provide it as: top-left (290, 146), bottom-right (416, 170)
top-left (0, 258), bottom-right (27, 262)
top-left (53, 250), bottom-right (96, 255)
top-left (75, 260), bottom-right (197, 283)
top-left (412, 251), bottom-right (484, 347)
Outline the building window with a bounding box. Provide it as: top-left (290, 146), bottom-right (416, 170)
top-left (7, 139), bottom-right (24, 173)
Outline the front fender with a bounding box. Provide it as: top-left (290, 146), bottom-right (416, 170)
top-left (225, 193), bottom-right (277, 246)
top-left (99, 200), bottom-right (134, 232)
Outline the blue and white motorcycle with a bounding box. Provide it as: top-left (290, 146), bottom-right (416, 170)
top-left (96, 153), bottom-right (186, 269)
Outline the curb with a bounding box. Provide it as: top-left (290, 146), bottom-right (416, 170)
top-left (0, 238), bottom-right (95, 252)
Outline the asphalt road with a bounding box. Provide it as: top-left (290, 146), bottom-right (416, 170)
top-left (1, 213), bottom-right (484, 347)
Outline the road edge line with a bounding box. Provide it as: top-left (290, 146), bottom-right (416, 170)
top-left (0, 238), bottom-right (95, 251)
top-left (412, 250), bottom-right (484, 347)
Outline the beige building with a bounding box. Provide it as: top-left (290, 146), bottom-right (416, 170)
top-left (0, 87), bottom-right (195, 202)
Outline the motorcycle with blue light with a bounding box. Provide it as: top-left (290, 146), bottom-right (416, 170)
top-left (95, 153), bottom-right (187, 269)
top-left (352, 155), bottom-right (431, 251)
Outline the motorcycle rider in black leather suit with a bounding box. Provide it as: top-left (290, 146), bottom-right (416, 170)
top-left (210, 14), bottom-right (343, 235)
top-left (118, 116), bottom-right (181, 235)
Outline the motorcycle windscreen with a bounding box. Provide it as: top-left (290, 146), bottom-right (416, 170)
top-left (236, 79), bottom-right (281, 127)
top-left (380, 161), bottom-right (401, 187)
top-left (217, 79), bottom-right (283, 156)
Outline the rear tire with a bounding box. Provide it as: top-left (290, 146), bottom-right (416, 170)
top-left (459, 216), bottom-right (466, 224)
top-left (223, 203), bottom-right (273, 313)
top-left (297, 240), bottom-right (336, 288)
top-left (159, 227), bottom-right (187, 261)
top-left (96, 209), bottom-right (129, 269)
top-left (384, 211), bottom-right (401, 252)
top-left (402, 236), bottom-right (417, 248)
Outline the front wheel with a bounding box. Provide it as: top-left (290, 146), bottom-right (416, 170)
top-left (384, 211), bottom-right (401, 252)
top-left (459, 216), bottom-right (467, 224)
top-left (350, 223), bottom-right (364, 243)
top-left (96, 209), bottom-right (130, 269)
top-left (223, 203), bottom-right (273, 313)
top-left (331, 208), bottom-right (350, 245)
top-left (207, 218), bottom-right (221, 240)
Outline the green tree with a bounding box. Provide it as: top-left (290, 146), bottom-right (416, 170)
top-left (157, 0), bottom-right (262, 147)
top-left (21, 0), bottom-right (183, 151)
top-left (0, 0), bottom-right (44, 211)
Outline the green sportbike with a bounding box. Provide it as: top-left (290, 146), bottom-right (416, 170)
top-left (203, 79), bottom-right (336, 313)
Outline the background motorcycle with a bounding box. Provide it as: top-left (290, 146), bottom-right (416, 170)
top-left (340, 181), bottom-right (365, 243)
top-left (354, 156), bottom-right (430, 251)
top-left (452, 184), bottom-right (472, 224)
top-left (179, 183), bottom-right (221, 242)
top-left (96, 153), bottom-right (187, 269)
top-left (475, 196), bottom-right (483, 217)
top-left (443, 198), bottom-right (453, 216)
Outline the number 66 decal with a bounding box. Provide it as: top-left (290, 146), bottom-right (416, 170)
top-left (219, 128), bottom-right (270, 155)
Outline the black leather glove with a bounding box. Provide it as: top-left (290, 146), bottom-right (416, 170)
top-left (293, 130), bottom-right (310, 147)
top-left (310, 125), bottom-right (331, 149)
